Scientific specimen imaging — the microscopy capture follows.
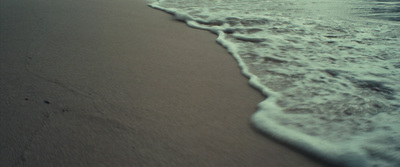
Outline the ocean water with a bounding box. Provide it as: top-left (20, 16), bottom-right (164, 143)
top-left (148, 0), bottom-right (400, 166)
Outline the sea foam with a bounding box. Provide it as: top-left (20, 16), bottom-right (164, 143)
top-left (149, 0), bottom-right (400, 166)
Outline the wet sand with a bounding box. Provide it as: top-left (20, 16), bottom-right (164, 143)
top-left (0, 0), bottom-right (326, 166)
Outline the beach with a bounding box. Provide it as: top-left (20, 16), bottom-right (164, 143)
top-left (0, 0), bottom-right (326, 166)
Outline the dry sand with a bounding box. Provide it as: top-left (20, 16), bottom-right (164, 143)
top-left (1, 0), bottom-right (327, 166)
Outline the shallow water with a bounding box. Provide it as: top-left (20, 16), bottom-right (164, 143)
top-left (149, 0), bottom-right (400, 166)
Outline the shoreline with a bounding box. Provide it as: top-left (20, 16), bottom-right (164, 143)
top-left (1, 0), bottom-right (326, 166)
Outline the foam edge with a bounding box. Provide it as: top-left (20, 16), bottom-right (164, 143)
top-left (148, 2), bottom-right (369, 167)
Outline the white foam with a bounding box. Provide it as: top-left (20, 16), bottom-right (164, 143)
top-left (149, 0), bottom-right (400, 166)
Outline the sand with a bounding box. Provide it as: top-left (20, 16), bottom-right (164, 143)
top-left (0, 0), bottom-right (327, 166)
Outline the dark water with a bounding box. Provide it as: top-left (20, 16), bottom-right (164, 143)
top-left (359, 0), bottom-right (400, 21)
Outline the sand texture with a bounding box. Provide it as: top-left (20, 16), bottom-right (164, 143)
top-left (1, 0), bottom-right (326, 166)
